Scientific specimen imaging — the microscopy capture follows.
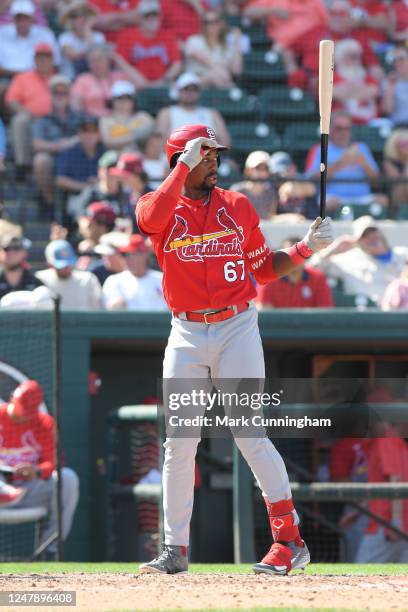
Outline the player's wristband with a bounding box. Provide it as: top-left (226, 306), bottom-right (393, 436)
top-left (286, 240), bottom-right (314, 265)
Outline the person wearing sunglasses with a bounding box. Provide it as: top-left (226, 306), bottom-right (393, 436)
top-left (0, 234), bottom-right (43, 301)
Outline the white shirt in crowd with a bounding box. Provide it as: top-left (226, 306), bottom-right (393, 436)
top-left (102, 269), bottom-right (168, 311)
top-left (36, 269), bottom-right (101, 310)
top-left (58, 30), bottom-right (105, 79)
top-left (0, 23), bottom-right (59, 72)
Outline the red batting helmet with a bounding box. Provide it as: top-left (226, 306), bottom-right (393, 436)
top-left (10, 380), bottom-right (43, 420)
top-left (165, 124), bottom-right (228, 167)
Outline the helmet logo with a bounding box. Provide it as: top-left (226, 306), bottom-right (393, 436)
top-left (206, 127), bottom-right (216, 140)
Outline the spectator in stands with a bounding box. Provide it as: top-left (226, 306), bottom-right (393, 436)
top-left (333, 39), bottom-right (380, 125)
top-left (381, 258), bottom-right (408, 311)
top-left (311, 216), bottom-right (408, 305)
top-left (56, 115), bottom-right (104, 202)
top-left (269, 151), bottom-right (318, 219)
top-left (89, 0), bottom-right (140, 46)
top-left (6, 42), bottom-right (56, 175)
top-left (0, 476), bottom-right (25, 506)
top-left (110, 151), bottom-right (152, 222)
top-left (383, 128), bottom-right (408, 218)
top-left (328, 1), bottom-right (383, 82)
top-left (90, 231), bottom-right (127, 285)
top-left (103, 233), bottom-right (167, 310)
top-left (355, 420), bottom-right (408, 563)
top-left (58, 1), bottom-right (106, 79)
top-left (116, 0), bottom-right (182, 87)
top-left (329, 437), bottom-right (369, 562)
top-left (32, 74), bottom-right (84, 208)
top-left (155, 72), bottom-right (230, 146)
top-left (141, 131), bottom-right (168, 189)
top-left (70, 43), bottom-right (145, 118)
top-left (306, 111), bottom-right (381, 213)
top-left (348, 0), bottom-right (391, 57)
top-left (382, 46), bottom-right (408, 129)
top-left (0, 379), bottom-right (79, 559)
top-left (184, 10), bottom-right (242, 88)
top-left (256, 236), bottom-right (333, 309)
top-left (389, 0), bottom-right (408, 44)
top-left (0, 234), bottom-right (43, 300)
top-left (243, 0), bottom-right (328, 90)
top-left (230, 151), bottom-right (277, 220)
top-left (99, 80), bottom-right (154, 151)
top-left (0, 0), bottom-right (47, 26)
top-left (0, 0), bottom-right (58, 78)
top-left (70, 150), bottom-right (124, 218)
top-left (161, 0), bottom-right (207, 46)
top-left (36, 239), bottom-right (102, 309)
top-left (76, 201), bottom-right (116, 254)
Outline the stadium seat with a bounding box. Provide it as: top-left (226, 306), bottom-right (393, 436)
top-left (396, 203), bottom-right (408, 220)
top-left (238, 51), bottom-right (286, 92)
top-left (352, 124), bottom-right (390, 155)
top-left (333, 202), bottom-right (387, 220)
top-left (258, 87), bottom-right (317, 121)
top-left (282, 123), bottom-right (320, 153)
top-left (137, 88), bottom-right (173, 116)
top-left (199, 88), bottom-right (256, 121)
top-left (228, 122), bottom-right (281, 158)
top-left (332, 290), bottom-right (377, 308)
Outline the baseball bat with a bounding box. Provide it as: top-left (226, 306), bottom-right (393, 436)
top-left (318, 40), bottom-right (334, 219)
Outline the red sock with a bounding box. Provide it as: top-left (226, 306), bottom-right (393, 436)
top-left (265, 498), bottom-right (301, 544)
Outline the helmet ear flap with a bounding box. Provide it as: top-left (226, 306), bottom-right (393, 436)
top-left (217, 154), bottom-right (220, 167)
top-left (170, 152), bottom-right (182, 169)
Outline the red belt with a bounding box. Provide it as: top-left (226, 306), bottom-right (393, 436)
top-left (174, 302), bottom-right (250, 324)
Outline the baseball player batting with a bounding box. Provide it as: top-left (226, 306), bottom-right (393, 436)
top-left (137, 124), bottom-right (333, 576)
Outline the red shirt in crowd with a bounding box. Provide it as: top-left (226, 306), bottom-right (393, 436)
top-left (161, 0), bottom-right (208, 43)
top-left (350, 0), bottom-right (389, 48)
top-left (116, 28), bottom-right (180, 81)
top-left (366, 435), bottom-right (408, 534)
top-left (0, 404), bottom-right (55, 480)
top-left (256, 265), bottom-right (334, 308)
top-left (329, 438), bottom-right (370, 481)
top-left (89, 0), bottom-right (140, 43)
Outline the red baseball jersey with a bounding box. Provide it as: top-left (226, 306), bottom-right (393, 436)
top-left (137, 164), bottom-right (277, 312)
top-left (0, 404), bottom-right (55, 479)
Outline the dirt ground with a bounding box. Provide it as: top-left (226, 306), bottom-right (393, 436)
top-left (1, 573), bottom-right (408, 612)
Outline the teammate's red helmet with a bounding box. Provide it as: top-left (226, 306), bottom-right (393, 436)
top-left (11, 380), bottom-right (43, 420)
top-left (165, 124), bottom-right (228, 167)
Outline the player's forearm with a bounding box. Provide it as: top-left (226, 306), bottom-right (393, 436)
top-left (136, 162), bottom-right (189, 234)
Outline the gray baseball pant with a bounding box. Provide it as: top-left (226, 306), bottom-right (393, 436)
top-left (162, 305), bottom-right (293, 546)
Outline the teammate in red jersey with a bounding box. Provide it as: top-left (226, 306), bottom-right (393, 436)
top-left (137, 124), bottom-right (333, 575)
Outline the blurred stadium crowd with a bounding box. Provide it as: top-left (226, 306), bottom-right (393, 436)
top-left (0, 0), bottom-right (406, 312)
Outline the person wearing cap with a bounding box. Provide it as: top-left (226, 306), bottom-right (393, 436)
top-left (71, 150), bottom-right (120, 216)
top-left (306, 110), bottom-right (384, 213)
top-left (58, 1), bottom-right (106, 80)
top-left (77, 201), bottom-right (117, 254)
top-left (89, 231), bottom-right (128, 285)
top-left (102, 233), bottom-right (167, 310)
top-left (0, 234), bottom-right (43, 300)
top-left (116, 0), bottom-right (182, 86)
top-left (256, 236), bottom-right (334, 309)
top-left (269, 151), bottom-right (318, 219)
top-left (230, 151), bottom-right (278, 220)
top-left (100, 80), bottom-right (154, 151)
top-left (36, 239), bottom-right (102, 310)
top-left (109, 151), bottom-right (152, 224)
top-left (5, 41), bottom-right (59, 173)
top-left (156, 71), bottom-right (230, 145)
top-left (0, 380), bottom-right (80, 559)
top-left (0, 0), bottom-right (58, 77)
top-left (56, 115), bottom-right (104, 201)
top-left (311, 215), bottom-right (408, 305)
top-left (32, 74), bottom-right (86, 207)
top-left (70, 43), bottom-right (146, 118)
top-left (184, 10), bottom-right (243, 88)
